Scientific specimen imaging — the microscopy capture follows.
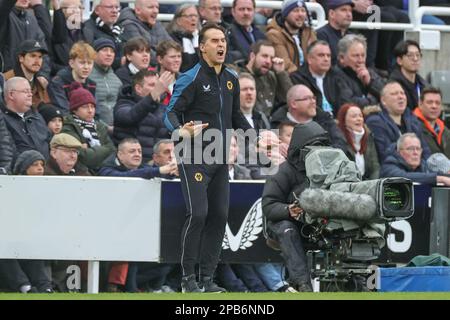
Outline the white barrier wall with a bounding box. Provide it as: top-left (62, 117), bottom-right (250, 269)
top-left (0, 176), bottom-right (161, 262)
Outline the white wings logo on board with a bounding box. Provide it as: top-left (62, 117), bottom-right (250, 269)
top-left (222, 198), bottom-right (263, 252)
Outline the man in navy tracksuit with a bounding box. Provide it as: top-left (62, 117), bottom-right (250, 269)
top-left (164, 23), bottom-right (251, 293)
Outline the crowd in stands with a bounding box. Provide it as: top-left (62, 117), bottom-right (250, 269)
top-left (2, 0), bottom-right (450, 293)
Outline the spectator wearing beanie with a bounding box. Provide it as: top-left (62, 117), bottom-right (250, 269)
top-left (38, 103), bottom-right (64, 135)
top-left (266, 0), bottom-right (316, 73)
top-left (0, 150), bottom-right (53, 294)
top-left (13, 149), bottom-right (46, 175)
top-left (48, 41), bottom-right (97, 115)
top-left (88, 38), bottom-right (122, 129)
top-left (62, 82), bottom-right (116, 173)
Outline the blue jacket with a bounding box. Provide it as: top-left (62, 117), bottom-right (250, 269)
top-left (227, 21), bottom-right (266, 62)
top-left (98, 153), bottom-right (162, 179)
top-left (380, 152), bottom-right (437, 185)
top-left (366, 107), bottom-right (431, 163)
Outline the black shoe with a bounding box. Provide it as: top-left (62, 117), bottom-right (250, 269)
top-left (199, 277), bottom-right (226, 293)
top-left (181, 275), bottom-right (203, 293)
top-left (297, 282), bottom-right (313, 292)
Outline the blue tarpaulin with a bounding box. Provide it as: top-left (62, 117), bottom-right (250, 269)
top-left (380, 267), bottom-right (450, 292)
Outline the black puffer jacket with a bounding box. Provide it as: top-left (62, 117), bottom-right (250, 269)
top-left (262, 121), bottom-right (329, 223)
top-left (0, 110), bottom-right (14, 172)
top-left (113, 85), bottom-right (170, 161)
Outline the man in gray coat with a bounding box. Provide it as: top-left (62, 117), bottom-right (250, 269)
top-left (0, 110), bottom-right (14, 173)
top-left (117, 0), bottom-right (172, 62)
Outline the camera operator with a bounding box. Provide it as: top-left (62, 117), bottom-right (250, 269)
top-left (262, 121), bottom-right (331, 292)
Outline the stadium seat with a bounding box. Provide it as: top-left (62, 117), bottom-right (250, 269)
top-left (429, 70), bottom-right (450, 121)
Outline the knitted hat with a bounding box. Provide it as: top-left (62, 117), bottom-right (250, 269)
top-left (68, 82), bottom-right (96, 112)
top-left (13, 150), bottom-right (46, 175)
top-left (38, 103), bottom-right (63, 124)
top-left (281, 0), bottom-right (307, 19)
top-left (50, 133), bottom-right (83, 149)
top-left (427, 153), bottom-right (450, 174)
top-left (93, 38), bottom-right (116, 52)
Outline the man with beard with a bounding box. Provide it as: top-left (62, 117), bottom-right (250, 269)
top-left (0, 0), bottom-right (52, 80)
top-left (3, 40), bottom-right (51, 110)
top-left (239, 40), bottom-right (292, 117)
top-left (165, 23), bottom-right (252, 293)
top-left (266, 0), bottom-right (316, 73)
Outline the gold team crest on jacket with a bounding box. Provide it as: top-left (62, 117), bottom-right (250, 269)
top-left (194, 172), bottom-right (203, 182)
top-left (227, 81), bottom-right (233, 90)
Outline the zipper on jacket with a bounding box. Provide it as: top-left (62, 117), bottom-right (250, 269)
top-left (216, 76), bottom-right (224, 133)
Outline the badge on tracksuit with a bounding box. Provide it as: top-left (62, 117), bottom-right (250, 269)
top-left (194, 172), bottom-right (203, 182)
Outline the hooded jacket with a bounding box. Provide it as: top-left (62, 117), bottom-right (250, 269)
top-left (266, 13), bottom-right (317, 73)
top-left (262, 121), bottom-right (328, 223)
top-left (113, 85), bottom-right (170, 161)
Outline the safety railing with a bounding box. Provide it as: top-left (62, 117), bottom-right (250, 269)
top-left (118, 0), bottom-right (450, 32)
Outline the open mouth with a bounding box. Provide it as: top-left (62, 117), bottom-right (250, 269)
top-left (217, 50), bottom-right (225, 58)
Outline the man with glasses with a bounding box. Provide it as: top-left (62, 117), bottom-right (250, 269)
top-left (366, 81), bottom-right (431, 163)
top-left (118, 0), bottom-right (172, 62)
top-left (1, 77), bottom-right (51, 159)
top-left (198, 0), bottom-right (229, 28)
top-left (380, 133), bottom-right (450, 186)
top-left (83, 0), bottom-right (126, 70)
top-left (45, 132), bottom-right (90, 175)
top-left (271, 84), bottom-right (346, 150)
top-left (389, 40), bottom-right (429, 110)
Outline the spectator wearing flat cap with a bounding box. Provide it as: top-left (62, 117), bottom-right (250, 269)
top-left (88, 38), bottom-right (122, 130)
top-left (45, 132), bottom-right (90, 176)
top-left (3, 40), bottom-right (51, 111)
top-left (0, 149), bottom-right (53, 294)
top-left (38, 103), bottom-right (64, 135)
top-left (62, 82), bottom-right (115, 173)
top-left (316, 0), bottom-right (354, 66)
top-left (266, 0), bottom-right (317, 73)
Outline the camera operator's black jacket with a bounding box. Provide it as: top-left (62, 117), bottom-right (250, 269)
top-left (262, 122), bottom-right (322, 222)
top-left (262, 160), bottom-right (308, 223)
